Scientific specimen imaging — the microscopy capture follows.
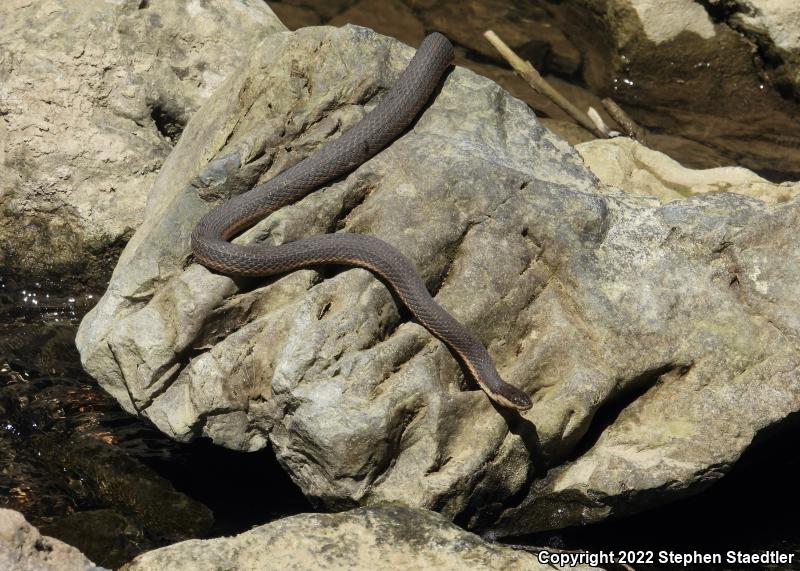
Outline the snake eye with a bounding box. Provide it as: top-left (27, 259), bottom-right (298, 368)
top-left (515, 393), bottom-right (533, 410)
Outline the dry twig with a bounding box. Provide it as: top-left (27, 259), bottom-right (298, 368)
top-left (601, 97), bottom-right (649, 143)
top-left (587, 106), bottom-right (616, 137)
top-left (483, 29), bottom-right (608, 139)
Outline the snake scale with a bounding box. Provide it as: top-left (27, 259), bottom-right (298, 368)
top-left (192, 33), bottom-right (532, 411)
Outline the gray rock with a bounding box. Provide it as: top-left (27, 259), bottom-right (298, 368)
top-left (121, 504), bottom-right (595, 571)
top-left (491, 187), bottom-right (800, 535)
top-left (0, 0), bottom-right (284, 284)
top-left (76, 25), bottom-right (800, 535)
top-left (0, 508), bottom-right (104, 571)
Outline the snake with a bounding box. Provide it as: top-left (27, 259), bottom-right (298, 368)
top-left (191, 32), bottom-right (532, 411)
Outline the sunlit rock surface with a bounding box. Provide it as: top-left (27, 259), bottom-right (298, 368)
top-left (0, 0), bottom-right (284, 284)
top-left (121, 504), bottom-right (596, 571)
top-left (0, 509), bottom-right (103, 571)
top-left (577, 137), bottom-right (800, 204)
top-left (77, 25), bottom-right (800, 535)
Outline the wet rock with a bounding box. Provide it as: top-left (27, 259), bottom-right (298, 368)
top-left (577, 137), bottom-right (800, 203)
top-left (0, 314), bottom-right (213, 568)
top-left (121, 504), bottom-right (591, 571)
top-left (77, 25), bottom-right (800, 535)
top-left (725, 0), bottom-right (800, 99)
top-left (33, 433), bottom-right (214, 545)
top-left (577, 0), bottom-right (750, 107)
top-left (0, 508), bottom-right (102, 571)
top-left (574, 0), bottom-right (800, 179)
top-left (0, 0), bottom-right (285, 285)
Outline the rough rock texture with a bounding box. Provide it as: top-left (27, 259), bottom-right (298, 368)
top-left (121, 504), bottom-right (593, 571)
top-left (0, 0), bottom-right (285, 285)
top-left (0, 509), bottom-right (103, 571)
top-left (577, 137), bottom-right (800, 203)
top-left (76, 23), bottom-right (595, 515)
top-left (77, 25), bottom-right (800, 535)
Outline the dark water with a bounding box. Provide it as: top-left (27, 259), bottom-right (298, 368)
top-left (516, 424), bottom-right (800, 570)
top-left (3, 1), bottom-right (800, 568)
top-left (0, 275), bottom-right (310, 568)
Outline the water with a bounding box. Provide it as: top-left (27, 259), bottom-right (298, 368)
top-left (0, 275), bottom-right (309, 568)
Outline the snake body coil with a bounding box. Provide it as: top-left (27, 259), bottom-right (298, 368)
top-left (192, 33), bottom-right (532, 411)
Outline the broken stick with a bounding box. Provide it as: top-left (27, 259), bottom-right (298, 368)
top-left (483, 29), bottom-right (608, 139)
top-left (601, 97), bottom-right (649, 143)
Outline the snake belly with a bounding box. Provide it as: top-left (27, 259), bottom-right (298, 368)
top-left (191, 33), bottom-right (532, 411)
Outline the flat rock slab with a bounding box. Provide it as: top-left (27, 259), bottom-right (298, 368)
top-left (577, 138), bottom-right (800, 204)
top-left (77, 25), bottom-right (800, 535)
top-left (121, 504), bottom-right (595, 571)
top-left (0, 509), bottom-right (104, 571)
top-left (0, 0), bottom-right (284, 283)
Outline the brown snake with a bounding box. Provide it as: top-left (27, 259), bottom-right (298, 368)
top-left (191, 33), bottom-right (532, 411)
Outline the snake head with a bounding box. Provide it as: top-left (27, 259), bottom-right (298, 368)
top-left (492, 384), bottom-right (533, 411)
top-left (473, 363), bottom-right (533, 411)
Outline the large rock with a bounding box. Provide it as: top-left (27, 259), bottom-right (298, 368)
top-left (0, 0), bottom-right (284, 285)
top-left (121, 504), bottom-right (596, 571)
top-left (77, 25), bottom-right (800, 535)
top-left (0, 509), bottom-right (103, 571)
